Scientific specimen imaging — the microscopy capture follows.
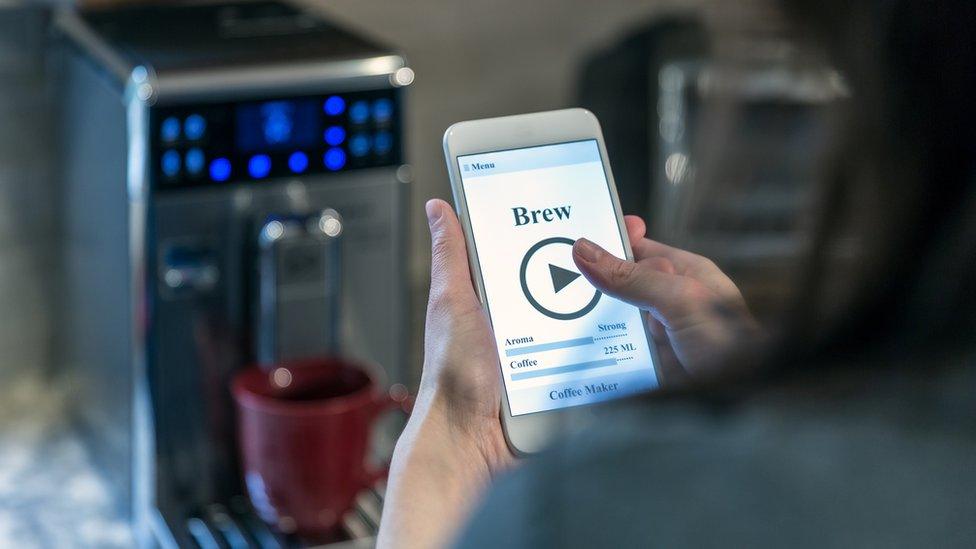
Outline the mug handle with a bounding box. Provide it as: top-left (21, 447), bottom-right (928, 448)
top-left (362, 384), bottom-right (414, 488)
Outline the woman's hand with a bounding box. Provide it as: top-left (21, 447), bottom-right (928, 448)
top-left (573, 215), bottom-right (762, 384)
top-left (377, 199), bottom-right (514, 549)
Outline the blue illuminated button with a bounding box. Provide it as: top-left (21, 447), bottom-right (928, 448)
top-left (324, 96), bottom-right (345, 116)
top-left (184, 114), bottom-right (207, 141)
top-left (161, 150), bottom-right (181, 177)
top-left (349, 100), bottom-right (370, 125)
top-left (209, 158), bottom-right (232, 182)
top-left (288, 151), bottom-right (309, 173)
top-left (185, 148), bottom-right (205, 175)
top-left (261, 101), bottom-right (292, 144)
top-left (248, 154), bottom-right (272, 179)
top-left (374, 130), bottom-right (394, 155)
top-left (324, 147), bottom-right (347, 171)
top-left (372, 98), bottom-right (394, 123)
top-left (324, 125), bottom-right (346, 146)
top-left (348, 133), bottom-right (371, 157)
top-left (161, 117), bottom-right (181, 142)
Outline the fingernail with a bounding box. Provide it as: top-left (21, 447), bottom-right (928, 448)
top-left (425, 200), bottom-right (442, 227)
top-left (574, 238), bottom-right (601, 263)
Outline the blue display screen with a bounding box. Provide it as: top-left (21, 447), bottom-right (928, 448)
top-left (235, 100), bottom-right (321, 152)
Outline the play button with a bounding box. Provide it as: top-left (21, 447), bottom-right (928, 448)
top-left (549, 264), bottom-right (581, 293)
top-left (519, 237), bottom-right (602, 320)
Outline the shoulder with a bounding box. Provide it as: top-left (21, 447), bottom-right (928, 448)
top-left (455, 370), bottom-right (976, 548)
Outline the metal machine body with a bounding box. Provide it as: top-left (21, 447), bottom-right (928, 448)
top-left (652, 56), bottom-right (847, 315)
top-left (580, 21), bottom-right (846, 321)
top-left (56, 2), bottom-right (411, 546)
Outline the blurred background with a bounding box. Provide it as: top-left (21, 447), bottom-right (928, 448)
top-left (0, 0), bottom-right (839, 546)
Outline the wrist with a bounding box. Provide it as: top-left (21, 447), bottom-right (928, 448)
top-left (378, 366), bottom-right (515, 548)
top-left (380, 391), bottom-right (497, 546)
top-left (397, 386), bottom-right (511, 479)
top-left (379, 405), bottom-right (487, 549)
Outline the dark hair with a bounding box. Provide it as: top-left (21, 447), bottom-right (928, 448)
top-left (770, 0), bottom-right (976, 373)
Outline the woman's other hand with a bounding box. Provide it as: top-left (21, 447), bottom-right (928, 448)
top-left (573, 215), bottom-right (762, 384)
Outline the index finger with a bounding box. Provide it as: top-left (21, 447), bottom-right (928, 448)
top-left (631, 237), bottom-right (741, 301)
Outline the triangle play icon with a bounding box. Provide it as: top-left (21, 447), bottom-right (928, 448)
top-left (549, 264), bottom-right (582, 294)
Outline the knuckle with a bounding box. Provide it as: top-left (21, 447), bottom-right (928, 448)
top-left (695, 254), bottom-right (718, 272)
top-left (643, 256), bottom-right (671, 273)
top-left (608, 259), bottom-right (638, 287)
top-left (426, 283), bottom-right (456, 315)
top-left (429, 231), bottom-right (453, 262)
top-left (427, 281), bottom-right (478, 320)
top-left (680, 282), bottom-right (708, 303)
top-left (425, 294), bottom-right (453, 326)
top-left (428, 252), bottom-right (450, 283)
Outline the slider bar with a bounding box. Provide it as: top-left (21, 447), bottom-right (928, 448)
top-left (505, 336), bottom-right (594, 357)
top-left (511, 358), bottom-right (617, 381)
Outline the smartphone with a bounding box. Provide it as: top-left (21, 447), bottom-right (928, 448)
top-left (443, 108), bottom-right (661, 455)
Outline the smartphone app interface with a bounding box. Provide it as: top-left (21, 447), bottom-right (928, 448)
top-left (459, 140), bottom-right (658, 416)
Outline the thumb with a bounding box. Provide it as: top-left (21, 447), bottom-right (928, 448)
top-left (572, 237), bottom-right (695, 327)
top-left (426, 199), bottom-right (479, 310)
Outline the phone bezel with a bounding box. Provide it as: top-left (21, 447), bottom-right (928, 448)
top-left (442, 108), bottom-right (660, 455)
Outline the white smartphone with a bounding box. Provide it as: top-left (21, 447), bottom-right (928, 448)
top-left (443, 108), bottom-right (661, 455)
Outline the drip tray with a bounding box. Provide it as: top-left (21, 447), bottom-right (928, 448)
top-left (183, 483), bottom-right (385, 549)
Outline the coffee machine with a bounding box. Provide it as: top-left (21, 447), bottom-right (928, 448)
top-left (579, 17), bottom-right (846, 320)
top-left (55, 2), bottom-right (411, 546)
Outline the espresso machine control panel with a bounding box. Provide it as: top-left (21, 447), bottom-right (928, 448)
top-left (152, 90), bottom-right (401, 188)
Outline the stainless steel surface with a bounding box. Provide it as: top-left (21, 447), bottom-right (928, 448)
top-left (654, 57), bottom-right (845, 317)
top-left (54, 3), bottom-right (408, 103)
top-left (0, 6), bottom-right (58, 381)
top-left (257, 210), bottom-right (343, 365)
top-left (124, 72), bottom-right (156, 549)
top-left (151, 56), bottom-right (408, 105)
top-left (58, 27), bottom-right (132, 510)
top-left (53, 8), bottom-right (132, 85)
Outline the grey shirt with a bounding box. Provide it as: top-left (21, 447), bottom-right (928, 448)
top-left (456, 363), bottom-right (976, 548)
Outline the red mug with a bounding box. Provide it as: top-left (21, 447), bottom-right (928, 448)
top-left (231, 357), bottom-right (409, 539)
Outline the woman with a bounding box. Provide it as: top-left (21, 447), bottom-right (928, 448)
top-left (379, 0), bottom-right (976, 546)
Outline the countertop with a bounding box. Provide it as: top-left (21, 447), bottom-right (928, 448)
top-left (0, 373), bottom-right (133, 548)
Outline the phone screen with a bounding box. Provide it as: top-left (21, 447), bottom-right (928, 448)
top-left (458, 139), bottom-right (659, 416)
